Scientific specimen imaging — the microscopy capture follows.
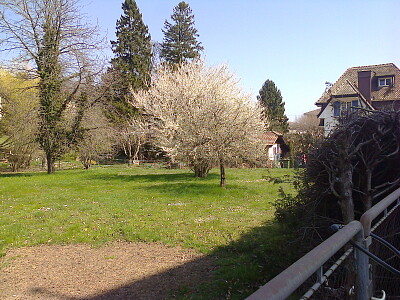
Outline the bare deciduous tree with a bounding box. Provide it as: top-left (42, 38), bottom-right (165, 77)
top-left (133, 61), bottom-right (266, 187)
top-left (76, 103), bottom-right (114, 169)
top-left (287, 111), bottom-right (323, 167)
top-left (291, 111), bottom-right (321, 133)
top-left (0, 0), bottom-right (102, 173)
top-left (301, 110), bottom-right (400, 224)
top-left (117, 115), bottom-right (150, 165)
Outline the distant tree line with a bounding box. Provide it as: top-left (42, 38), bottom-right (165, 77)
top-left (0, 0), bottom-right (292, 187)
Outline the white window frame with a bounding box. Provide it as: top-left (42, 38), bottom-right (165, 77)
top-left (378, 77), bottom-right (392, 87)
top-left (341, 101), bottom-right (352, 112)
top-left (332, 100), bottom-right (360, 118)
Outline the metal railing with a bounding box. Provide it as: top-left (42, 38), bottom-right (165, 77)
top-left (246, 187), bottom-right (400, 300)
top-left (360, 187), bottom-right (400, 238)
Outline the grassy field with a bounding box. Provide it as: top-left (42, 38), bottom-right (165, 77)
top-left (0, 165), bottom-right (296, 298)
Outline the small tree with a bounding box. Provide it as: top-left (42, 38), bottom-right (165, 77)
top-left (161, 1), bottom-right (203, 65)
top-left (286, 111), bottom-right (323, 167)
top-left (133, 61), bottom-right (266, 187)
top-left (257, 79), bottom-right (289, 133)
top-left (76, 104), bottom-right (114, 169)
top-left (117, 115), bottom-right (151, 163)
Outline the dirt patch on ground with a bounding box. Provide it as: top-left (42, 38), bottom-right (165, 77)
top-left (0, 242), bottom-right (216, 300)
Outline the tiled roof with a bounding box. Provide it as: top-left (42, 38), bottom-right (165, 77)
top-left (316, 63), bottom-right (400, 104)
top-left (303, 108), bottom-right (321, 116)
top-left (261, 131), bottom-right (280, 145)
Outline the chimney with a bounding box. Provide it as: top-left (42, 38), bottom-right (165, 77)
top-left (358, 70), bottom-right (372, 103)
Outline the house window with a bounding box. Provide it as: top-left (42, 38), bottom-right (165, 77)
top-left (333, 101), bottom-right (340, 116)
top-left (341, 101), bottom-right (352, 112)
top-left (378, 77), bottom-right (392, 87)
top-left (333, 100), bottom-right (359, 117)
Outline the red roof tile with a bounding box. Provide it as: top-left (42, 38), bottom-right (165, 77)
top-left (261, 131), bottom-right (281, 145)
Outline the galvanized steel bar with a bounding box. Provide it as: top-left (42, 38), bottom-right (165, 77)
top-left (354, 229), bottom-right (370, 300)
top-left (360, 187), bottom-right (400, 237)
top-left (370, 200), bottom-right (400, 233)
top-left (300, 247), bottom-right (354, 299)
top-left (357, 186), bottom-right (400, 299)
top-left (246, 221), bottom-right (363, 300)
top-left (316, 266), bottom-right (323, 284)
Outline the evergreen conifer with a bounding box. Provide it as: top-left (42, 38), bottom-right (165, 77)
top-left (161, 1), bottom-right (203, 64)
top-left (109, 0), bottom-right (152, 123)
top-left (258, 79), bottom-right (289, 133)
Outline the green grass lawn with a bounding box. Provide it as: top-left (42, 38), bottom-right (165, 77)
top-left (0, 165), bottom-right (296, 299)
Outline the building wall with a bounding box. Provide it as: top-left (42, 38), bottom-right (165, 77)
top-left (268, 144), bottom-right (280, 161)
top-left (319, 96), bottom-right (365, 136)
top-left (319, 100), bottom-right (337, 137)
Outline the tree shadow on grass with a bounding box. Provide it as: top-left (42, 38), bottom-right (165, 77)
top-left (143, 182), bottom-right (249, 198)
top-left (87, 172), bottom-right (220, 183)
top-left (27, 221), bottom-right (297, 300)
top-left (87, 172), bottom-right (247, 197)
top-left (0, 172), bottom-right (35, 178)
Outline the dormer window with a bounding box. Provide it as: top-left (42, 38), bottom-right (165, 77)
top-left (378, 77), bottom-right (392, 87)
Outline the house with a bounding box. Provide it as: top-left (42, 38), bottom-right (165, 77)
top-left (263, 131), bottom-right (289, 166)
top-left (316, 63), bottom-right (400, 136)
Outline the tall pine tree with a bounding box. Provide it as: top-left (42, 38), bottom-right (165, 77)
top-left (106, 0), bottom-right (153, 165)
top-left (257, 79), bottom-right (289, 133)
top-left (161, 1), bottom-right (203, 65)
top-left (108, 0), bottom-right (152, 124)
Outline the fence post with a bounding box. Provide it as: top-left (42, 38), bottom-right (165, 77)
top-left (354, 230), bottom-right (371, 300)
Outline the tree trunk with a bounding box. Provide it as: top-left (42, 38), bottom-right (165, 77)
top-left (41, 156), bottom-right (46, 169)
top-left (193, 163), bottom-right (210, 177)
top-left (46, 152), bottom-right (55, 174)
top-left (83, 159), bottom-right (90, 169)
top-left (124, 142), bottom-right (133, 167)
top-left (11, 162), bottom-right (18, 172)
top-left (340, 167), bottom-right (354, 223)
top-left (338, 152), bottom-right (354, 224)
top-left (220, 162), bottom-right (226, 188)
top-left (47, 161), bottom-right (54, 174)
top-left (133, 142), bottom-right (140, 162)
top-left (364, 168), bottom-right (373, 211)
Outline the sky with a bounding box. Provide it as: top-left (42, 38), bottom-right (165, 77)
top-left (82, 0), bottom-right (400, 121)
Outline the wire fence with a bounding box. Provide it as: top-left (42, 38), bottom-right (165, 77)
top-left (370, 206), bottom-right (400, 298)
